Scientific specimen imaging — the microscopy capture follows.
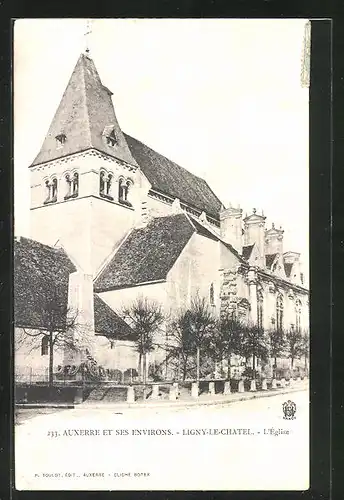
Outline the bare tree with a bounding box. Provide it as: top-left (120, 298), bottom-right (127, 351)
top-left (165, 310), bottom-right (198, 381)
top-left (285, 327), bottom-right (303, 368)
top-left (240, 323), bottom-right (269, 379)
top-left (122, 297), bottom-right (165, 385)
top-left (207, 313), bottom-right (244, 380)
top-left (15, 247), bottom-right (82, 386)
top-left (299, 329), bottom-right (310, 373)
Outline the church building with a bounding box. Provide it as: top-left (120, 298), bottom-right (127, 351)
top-left (14, 51), bottom-right (309, 381)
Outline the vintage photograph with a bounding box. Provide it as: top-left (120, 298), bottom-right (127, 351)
top-left (14, 18), bottom-right (310, 490)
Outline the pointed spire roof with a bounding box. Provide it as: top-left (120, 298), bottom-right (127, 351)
top-left (31, 54), bottom-right (138, 167)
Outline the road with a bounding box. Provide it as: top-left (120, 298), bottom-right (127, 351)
top-left (15, 389), bottom-right (309, 491)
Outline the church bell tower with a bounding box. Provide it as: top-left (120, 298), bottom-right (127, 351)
top-left (29, 52), bottom-right (144, 276)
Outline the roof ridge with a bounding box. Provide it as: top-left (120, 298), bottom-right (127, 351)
top-left (81, 55), bottom-right (93, 147)
top-left (124, 133), bottom-right (213, 184)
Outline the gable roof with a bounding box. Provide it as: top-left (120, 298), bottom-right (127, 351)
top-left (31, 54), bottom-right (138, 167)
top-left (265, 253), bottom-right (277, 270)
top-left (94, 294), bottom-right (134, 339)
top-left (188, 215), bottom-right (219, 242)
top-left (14, 237), bottom-right (76, 329)
top-left (94, 213), bottom-right (195, 291)
top-left (124, 134), bottom-right (223, 220)
top-left (242, 244), bottom-right (255, 261)
top-left (94, 212), bottom-right (244, 292)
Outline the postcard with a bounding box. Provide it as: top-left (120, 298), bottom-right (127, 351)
top-left (14, 18), bottom-right (310, 491)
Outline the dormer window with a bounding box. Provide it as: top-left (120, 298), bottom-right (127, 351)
top-left (106, 130), bottom-right (117, 147)
top-left (103, 125), bottom-right (117, 147)
top-left (55, 134), bottom-right (66, 148)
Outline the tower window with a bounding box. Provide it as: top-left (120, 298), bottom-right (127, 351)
top-left (119, 178), bottom-right (133, 207)
top-left (64, 172), bottom-right (79, 200)
top-left (41, 336), bottom-right (49, 356)
top-left (44, 178), bottom-right (58, 204)
top-left (99, 171), bottom-right (114, 200)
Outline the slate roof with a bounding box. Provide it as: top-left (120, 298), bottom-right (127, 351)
top-left (95, 212), bottom-right (244, 292)
top-left (14, 236), bottom-right (133, 337)
top-left (31, 54), bottom-right (138, 167)
top-left (31, 53), bottom-right (223, 220)
top-left (94, 294), bottom-right (134, 339)
top-left (14, 237), bottom-right (76, 330)
top-left (94, 214), bottom-right (195, 291)
top-left (124, 134), bottom-right (223, 220)
top-left (283, 262), bottom-right (293, 278)
top-left (265, 253), bottom-right (277, 270)
top-left (242, 244), bottom-right (254, 261)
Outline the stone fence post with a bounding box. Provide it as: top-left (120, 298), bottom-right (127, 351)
top-left (191, 382), bottom-right (199, 398)
top-left (127, 386), bottom-right (135, 403)
top-left (223, 381), bottom-right (231, 395)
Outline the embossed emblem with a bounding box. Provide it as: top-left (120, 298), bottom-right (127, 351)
top-left (282, 400), bottom-right (296, 420)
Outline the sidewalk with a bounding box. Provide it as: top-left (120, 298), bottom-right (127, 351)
top-left (16, 380), bottom-right (308, 411)
top-left (78, 379), bottom-right (308, 411)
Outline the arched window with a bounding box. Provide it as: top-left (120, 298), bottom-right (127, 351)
top-left (209, 283), bottom-right (215, 306)
top-left (100, 171), bottom-right (105, 195)
top-left (276, 294), bottom-right (284, 331)
top-left (257, 290), bottom-right (264, 329)
top-left (100, 171), bottom-right (114, 200)
top-left (44, 178), bottom-right (58, 204)
top-left (295, 299), bottom-right (302, 332)
top-left (72, 172), bottom-right (79, 196)
top-left (41, 336), bottom-right (49, 356)
top-left (51, 178), bottom-right (58, 201)
top-left (118, 178), bottom-right (133, 207)
top-left (44, 180), bottom-right (50, 202)
top-left (107, 174), bottom-right (113, 196)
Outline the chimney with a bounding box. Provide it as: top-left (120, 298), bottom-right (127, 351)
top-left (243, 209), bottom-right (266, 266)
top-left (265, 223), bottom-right (284, 255)
top-left (65, 271), bottom-right (95, 364)
top-left (220, 204), bottom-right (243, 254)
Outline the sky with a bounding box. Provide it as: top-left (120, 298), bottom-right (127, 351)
top-left (14, 18), bottom-right (309, 273)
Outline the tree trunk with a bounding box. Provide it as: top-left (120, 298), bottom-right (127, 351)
top-left (143, 352), bottom-right (147, 385)
top-left (49, 335), bottom-right (54, 387)
top-left (291, 356), bottom-right (294, 368)
top-left (138, 353), bottom-right (142, 382)
top-left (196, 346), bottom-right (200, 383)
top-left (177, 351), bottom-right (181, 381)
top-left (227, 353), bottom-right (231, 379)
top-left (252, 354), bottom-right (256, 379)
